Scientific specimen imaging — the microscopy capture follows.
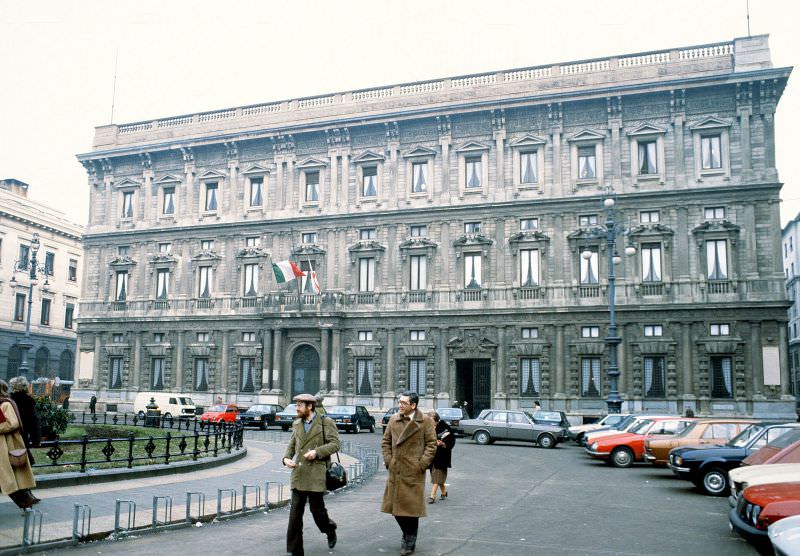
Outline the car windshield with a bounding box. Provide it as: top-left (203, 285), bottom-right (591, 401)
top-left (533, 411), bottom-right (562, 422)
top-left (179, 397), bottom-right (194, 405)
top-left (207, 405), bottom-right (225, 412)
top-left (629, 419), bottom-right (653, 434)
top-left (613, 415), bottom-right (635, 430)
top-left (767, 428), bottom-right (800, 450)
top-left (728, 424), bottom-right (764, 447)
top-left (281, 404), bottom-right (297, 414)
top-left (249, 405), bottom-right (270, 412)
top-left (438, 408), bottom-right (461, 418)
top-left (330, 406), bottom-right (355, 414)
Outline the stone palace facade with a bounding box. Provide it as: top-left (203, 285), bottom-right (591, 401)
top-left (74, 35), bottom-right (794, 418)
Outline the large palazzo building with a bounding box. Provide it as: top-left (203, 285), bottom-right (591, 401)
top-left (782, 214), bottom-right (800, 405)
top-left (75, 35), bottom-right (794, 418)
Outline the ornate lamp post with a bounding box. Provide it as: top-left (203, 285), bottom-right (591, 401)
top-left (581, 195), bottom-right (636, 413)
top-left (10, 232), bottom-right (48, 377)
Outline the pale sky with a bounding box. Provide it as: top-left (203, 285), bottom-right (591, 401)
top-left (1, 0), bottom-right (798, 227)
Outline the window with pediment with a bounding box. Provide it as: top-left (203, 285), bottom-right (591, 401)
top-left (692, 220), bottom-right (739, 285)
top-left (353, 151), bottom-right (385, 202)
top-left (121, 191), bottom-right (134, 219)
top-left (399, 236), bottom-right (437, 294)
top-left (510, 134), bottom-right (546, 191)
top-left (191, 250), bottom-right (221, 299)
top-left (236, 241), bottom-right (268, 297)
top-left (109, 253), bottom-right (136, 302)
top-left (568, 130), bottom-right (605, 187)
top-left (628, 223), bottom-right (675, 291)
top-left (348, 238), bottom-right (385, 293)
top-left (297, 158), bottom-right (327, 206)
top-left (242, 164), bottom-right (272, 211)
top-left (198, 170), bottom-right (225, 213)
top-left (627, 123), bottom-right (666, 183)
top-left (403, 147), bottom-right (436, 198)
top-left (690, 117), bottom-right (731, 181)
top-left (292, 243), bottom-right (326, 294)
top-left (509, 228), bottom-right (550, 289)
top-left (456, 141), bottom-right (489, 195)
top-left (148, 248), bottom-right (177, 302)
top-left (155, 175), bottom-right (181, 219)
top-left (453, 233), bottom-right (493, 292)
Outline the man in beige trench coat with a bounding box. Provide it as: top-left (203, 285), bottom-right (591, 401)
top-left (381, 391), bottom-right (437, 555)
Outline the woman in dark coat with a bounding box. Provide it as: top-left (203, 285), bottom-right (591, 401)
top-left (9, 377), bottom-right (41, 462)
top-left (428, 412), bottom-right (455, 503)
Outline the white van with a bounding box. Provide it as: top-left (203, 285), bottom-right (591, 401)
top-left (133, 392), bottom-right (196, 419)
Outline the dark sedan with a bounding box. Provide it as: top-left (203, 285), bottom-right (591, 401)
top-left (668, 422), bottom-right (800, 496)
top-left (531, 410), bottom-right (571, 441)
top-left (382, 407), bottom-right (400, 431)
top-left (437, 407), bottom-right (469, 435)
top-left (237, 403), bottom-right (284, 429)
top-left (327, 405), bottom-right (376, 433)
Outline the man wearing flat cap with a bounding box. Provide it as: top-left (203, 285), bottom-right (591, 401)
top-left (282, 393), bottom-right (340, 555)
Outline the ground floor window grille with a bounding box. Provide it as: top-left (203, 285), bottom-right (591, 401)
top-left (240, 358), bottom-right (256, 392)
top-left (195, 358), bottom-right (209, 391)
top-left (644, 356), bottom-right (666, 398)
top-left (520, 358), bottom-right (540, 397)
top-left (110, 357), bottom-right (123, 389)
top-left (710, 356), bottom-right (733, 398)
top-left (357, 358), bottom-right (374, 395)
top-left (408, 358), bottom-right (426, 395)
top-left (151, 357), bottom-right (164, 390)
top-left (581, 357), bottom-right (601, 397)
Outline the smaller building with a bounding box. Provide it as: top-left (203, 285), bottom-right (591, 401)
top-left (782, 213), bottom-right (800, 407)
top-left (0, 179), bottom-right (84, 383)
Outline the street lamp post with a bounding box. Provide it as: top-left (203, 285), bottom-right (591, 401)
top-left (11, 232), bottom-right (48, 378)
top-left (581, 196), bottom-right (636, 414)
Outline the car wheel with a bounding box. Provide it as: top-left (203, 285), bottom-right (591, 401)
top-left (369, 422), bottom-right (376, 433)
top-left (700, 467), bottom-right (729, 496)
top-left (574, 433), bottom-right (584, 445)
top-left (259, 421), bottom-right (266, 431)
top-left (611, 447), bottom-right (634, 468)
top-left (354, 422), bottom-right (361, 434)
top-left (537, 433), bottom-right (556, 449)
top-left (474, 430), bottom-right (491, 445)
top-left (163, 412), bottom-right (172, 420)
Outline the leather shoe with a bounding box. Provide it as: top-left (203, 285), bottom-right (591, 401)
top-left (327, 529), bottom-right (337, 549)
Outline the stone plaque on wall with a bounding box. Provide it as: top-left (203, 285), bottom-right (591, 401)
top-left (762, 345), bottom-right (780, 385)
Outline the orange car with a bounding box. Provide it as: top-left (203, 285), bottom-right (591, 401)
top-left (199, 403), bottom-right (240, 427)
top-left (644, 418), bottom-right (756, 466)
top-left (586, 417), bottom-right (695, 468)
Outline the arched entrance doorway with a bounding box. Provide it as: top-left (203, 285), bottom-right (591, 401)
top-left (291, 345), bottom-right (320, 397)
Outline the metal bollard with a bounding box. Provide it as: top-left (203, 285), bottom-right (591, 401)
top-left (185, 492), bottom-right (206, 523)
top-left (114, 499), bottom-right (136, 535)
top-left (72, 504), bottom-right (92, 541)
top-left (216, 488), bottom-right (237, 517)
top-left (22, 508), bottom-right (43, 546)
top-left (242, 484), bottom-right (261, 511)
top-left (152, 495), bottom-right (173, 527)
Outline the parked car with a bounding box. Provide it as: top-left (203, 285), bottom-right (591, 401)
top-left (577, 414), bottom-right (637, 445)
top-left (729, 481), bottom-right (800, 550)
top-left (133, 392), bottom-right (196, 420)
top-left (460, 409), bottom-right (563, 448)
top-left (742, 429), bottom-right (800, 466)
top-left (729, 464), bottom-right (800, 502)
top-left (668, 422), bottom-right (800, 496)
top-left (199, 403), bottom-right (239, 427)
top-left (768, 514), bottom-right (800, 556)
top-left (530, 410), bottom-right (570, 440)
top-left (437, 407), bottom-right (469, 435)
top-left (569, 413), bottom-right (631, 444)
top-left (382, 407), bottom-right (400, 431)
top-left (327, 405), bottom-right (376, 433)
top-left (586, 417), bottom-right (695, 468)
top-left (275, 404), bottom-right (298, 431)
top-left (583, 415), bottom-right (672, 447)
top-left (644, 418), bottom-right (757, 466)
top-left (237, 403), bottom-right (284, 430)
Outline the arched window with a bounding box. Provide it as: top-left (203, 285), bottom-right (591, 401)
top-left (6, 345), bottom-right (21, 379)
top-left (34, 347), bottom-right (50, 377)
top-left (59, 350), bottom-right (74, 381)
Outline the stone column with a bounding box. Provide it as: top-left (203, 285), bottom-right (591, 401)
top-left (555, 324), bottom-right (565, 395)
top-left (385, 327), bottom-right (395, 396)
top-left (272, 328), bottom-right (282, 393)
top-left (175, 331), bottom-right (184, 391)
top-left (329, 153), bottom-right (339, 209)
top-left (496, 326), bottom-right (507, 397)
top-left (275, 156), bottom-right (284, 210)
top-left (763, 109), bottom-right (776, 170)
top-left (551, 129), bottom-right (562, 196)
top-left (320, 327), bottom-right (330, 392)
top-left (779, 324), bottom-right (791, 396)
top-left (681, 323), bottom-right (693, 398)
top-left (93, 334), bottom-right (102, 388)
top-left (739, 107), bottom-right (752, 172)
top-left (341, 153), bottom-right (350, 210)
top-left (751, 322), bottom-right (764, 397)
top-left (673, 115), bottom-right (686, 180)
top-left (261, 331), bottom-right (271, 391)
top-left (438, 326), bottom-right (449, 396)
top-left (330, 328), bottom-right (342, 394)
top-left (220, 330), bottom-right (230, 394)
top-left (132, 331), bottom-right (142, 391)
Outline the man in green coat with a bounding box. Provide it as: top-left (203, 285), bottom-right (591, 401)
top-left (282, 393), bottom-right (340, 555)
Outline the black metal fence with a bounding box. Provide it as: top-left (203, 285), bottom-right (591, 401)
top-left (68, 410), bottom-right (201, 431)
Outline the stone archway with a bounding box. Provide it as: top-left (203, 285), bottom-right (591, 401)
top-left (291, 344), bottom-right (320, 397)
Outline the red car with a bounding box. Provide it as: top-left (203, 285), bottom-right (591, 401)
top-left (586, 417), bottom-right (695, 468)
top-left (742, 429), bottom-right (800, 466)
top-left (199, 404), bottom-right (239, 427)
top-left (729, 481), bottom-right (800, 549)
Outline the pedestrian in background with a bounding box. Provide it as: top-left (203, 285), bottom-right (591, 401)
top-left (9, 377), bottom-right (41, 460)
top-left (427, 411), bottom-right (455, 504)
top-left (0, 379), bottom-right (38, 510)
top-left (89, 394), bottom-right (97, 415)
top-left (282, 393), bottom-right (339, 556)
top-left (381, 391), bottom-right (437, 555)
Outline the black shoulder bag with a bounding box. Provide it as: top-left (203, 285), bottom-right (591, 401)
top-left (321, 417), bottom-right (348, 491)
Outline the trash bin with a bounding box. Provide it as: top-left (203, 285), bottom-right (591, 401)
top-left (145, 397), bottom-right (162, 427)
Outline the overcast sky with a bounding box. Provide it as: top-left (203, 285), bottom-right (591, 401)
top-left (1, 0), bottom-right (797, 227)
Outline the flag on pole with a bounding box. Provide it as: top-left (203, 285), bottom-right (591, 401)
top-left (309, 269), bottom-right (321, 294)
top-left (272, 260), bottom-right (304, 284)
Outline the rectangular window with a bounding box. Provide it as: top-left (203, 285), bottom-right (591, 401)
top-left (154, 333), bottom-right (164, 343)
top-left (643, 325), bottom-right (663, 337)
top-left (18, 244), bottom-right (30, 270)
top-left (410, 225), bottom-right (427, 237)
top-left (249, 177), bottom-right (263, 207)
top-left (704, 207), bottom-right (726, 220)
top-left (118, 246), bottom-right (130, 256)
top-left (356, 359), bottom-right (374, 395)
top-left (408, 358), bottom-right (426, 394)
top-left (359, 228), bottom-right (376, 240)
top-left (522, 327), bottom-right (539, 339)
top-left (579, 214), bottom-right (598, 226)
top-left (64, 303), bottom-right (74, 329)
top-left (358, 257), bottom-right (375, 292)
top-left (640, 210), bottom-right (660, 223)
top-left (520, 151), bottom-right (538, 184)
top-left (520, 218), bottom-right (538, 230)
top-left (156, 269), bottom-right (170, 299)
top-left (201, 240), bottom-right (214, 250)
top-left (198, 266), bottom-right (212, 298)
top-left (701, 135), bottom-right (722, 170)
top-left (705, 240), bottom-right (728, 280)
top-left (465, 222), bottom-right (481, 234)
top-left (644, 356), bottom-right (666, 397)
top-left (358, 330), bottom-right (373, 342)
top-left (68, 258), bottom-right (78, 281)
top-left (412, 162), bottom-right (428, 193)
top-left (245, 236), bottom-right (260, 247)
top-left (465, 156), bottom-right (482, 188)
top-left (122, 191), bottom-right (134, 218)
top-left (158, 243), bottom-right (171, 253)
top-left (580, 248), bottom-right (599, 285)
top-left (520, 358), bottom-right (540, 397)
top-left (115, 271), bottom-right (128, 301)
top-left (710, 323), bottom-right (730, 336)
top-left (205, 182), bottom-right (218, 211)
top-left (240, 358), bottom-right (256, 392)
top-left (710, 356), bottom-right (733, 398)
top-left (362, 166), bottom-right (377, 197)
top-left (242, 332), bottom-right (256, 342)
top-left (195, 358), bottom-right (209, 391)
top-left (410, 330), bottom-right (426, 341)
top-left (581, 357), bottom-right (601, 397)
top-left (110, 357), bottom-right (123, 389)
top-left (243, 263), bottom-right (259, 297)
top-left (520, 249), bottom-right (539, 287)
top-left (197, 332), bottom-right (210, 342)
top-left (464, 253), bottom-right (482, 289)
top-left (152, 357), bottom-right (165, 390)
top-left (641, 243), bottom-right (662, 283)
top-left (578, 146), bottom-right (597, 180)
top-left (305, 171), bottom-right (319, 202)
top-left (163, 187), bottom-right (175, 215)
top-left (14, 293), bottom-right (25, 321)
top-left (410, 255), bottom-right (427, 291)
top-left (40, 298), bottom-right (51, 325)
top-left (581, 326), bottom-right (600, 338)
top-left (638, 140), bottom-right (658, 175)
top-left (302, 232), bottom-right (317, 244)
top-left (44, 252), bottom-right (55, 275)
top-left (113, 333), bottom-right (124, 343)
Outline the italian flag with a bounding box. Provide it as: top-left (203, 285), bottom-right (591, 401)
top-left (272, 260), bottom-right (304, 284)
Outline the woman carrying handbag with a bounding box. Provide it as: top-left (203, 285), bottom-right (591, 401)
top-left (0, 379), bottom-right (38, 510)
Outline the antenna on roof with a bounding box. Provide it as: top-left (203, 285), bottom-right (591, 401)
top-left (110, 48), bottom-right (119, 124)
top-left (746, 0), bottom-right (751, 37)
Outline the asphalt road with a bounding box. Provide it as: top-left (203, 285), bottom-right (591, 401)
top-left (40, 430), bottom-right (758, 556)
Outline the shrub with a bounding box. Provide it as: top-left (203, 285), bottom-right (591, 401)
top-left (35, 396), bottom-right (73, 437)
